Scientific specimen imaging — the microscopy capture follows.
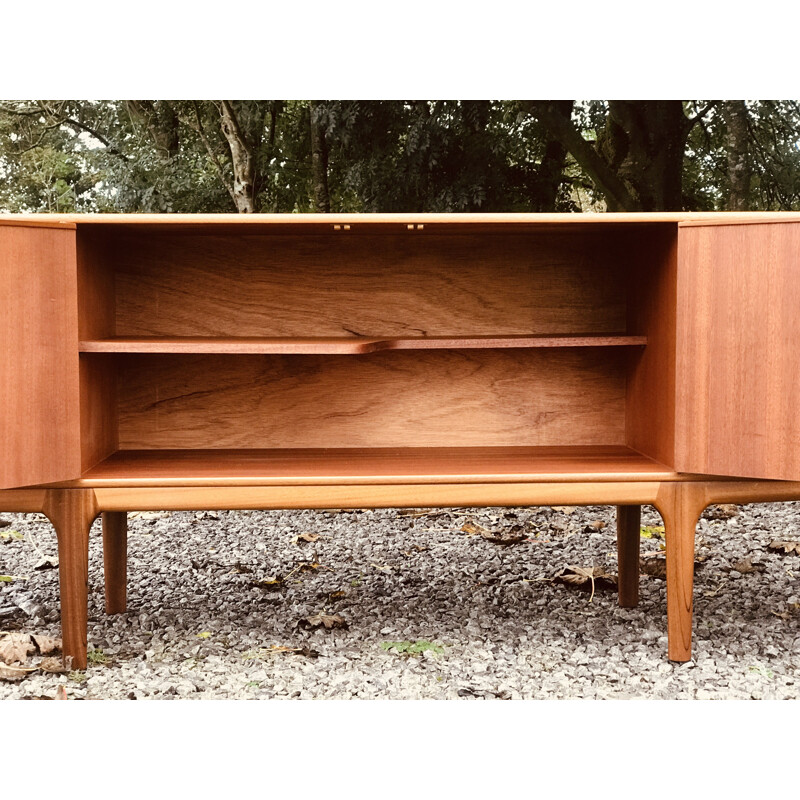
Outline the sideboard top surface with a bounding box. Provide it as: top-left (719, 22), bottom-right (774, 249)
top-left (2, 211), bottom-right (800, 235)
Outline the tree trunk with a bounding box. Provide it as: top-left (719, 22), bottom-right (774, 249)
top-left (723, 101), bottom-right (751, 211)
top-left (532, 100), bottom-right (572, 211)
top-left (601, 101), bottom-right (688, 211)
top-left (310, 101), bottom-right (330, 213)
top-left (528, 101), bottom-right (710, 212)
top-left (218, 101), bottom-right (257, 213)
top-left (125, 101), bottom-right (179, 159)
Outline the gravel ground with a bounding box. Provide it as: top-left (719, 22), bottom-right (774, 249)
top-left (2, 502), bottom-right (800, 700)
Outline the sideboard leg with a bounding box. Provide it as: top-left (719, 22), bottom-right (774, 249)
top-left (656, 483), bottom-right (707, 663)
top-left (102, 511), bottom-right (127, 614)
top-left (616, 505), bottom-right (641, 607)
top-left (43, 489), bottom-right (98, 671)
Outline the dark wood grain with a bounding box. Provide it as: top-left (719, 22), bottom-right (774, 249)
top-left (102, 511), bottom-right (127, 614)
top-left (110, 231), bottom-right (630, 337)
top-left (616, 505), bottom-right (641, 607)
top-left (113, 350), bottom-right (630, 450)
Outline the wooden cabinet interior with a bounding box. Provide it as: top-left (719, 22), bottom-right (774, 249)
top-left (74, 221), bottom-right (677, 481)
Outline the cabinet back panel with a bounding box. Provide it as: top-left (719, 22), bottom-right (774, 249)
top-left (111, 232), bottom-right (627, 337)
top-left (116, 351), bottom-right (628, 449)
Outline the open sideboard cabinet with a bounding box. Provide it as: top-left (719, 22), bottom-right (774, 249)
top-left (2, 212), bottom-right (800, 669)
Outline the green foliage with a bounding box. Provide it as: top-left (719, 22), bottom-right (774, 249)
top-left (380, 640), bottom-right (444, 656)
top-left (87, 648), bottom-right (109, 665)
top-left (1, 100), bottom-right (799, 214)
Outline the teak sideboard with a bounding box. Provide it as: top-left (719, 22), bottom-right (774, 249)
top-left (2, 212), bottom-right (800, 670)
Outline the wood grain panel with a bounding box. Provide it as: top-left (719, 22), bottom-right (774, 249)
top-left (115, 350), bottom-right (629, 450)
top-left (3, 211), bottom-right (797, 231)
top-left (79, 355), bottom-right (118, 472)
top-left (625, 225), bottom-right (678, 466)
top-left (79, 334), bottom-right (647, 354)
top-left (90, 481), bottom-right (666, 513)
top-left (0, 226), bottom-right (81, 488)
top-left (112, 232), bottom-right (628, 337)
top-left (675, 222), bottom-right (800, 480)
top-left (77, 229), bottom-right (116, 339)
top-left (74, 445), bottom-right (675, 486)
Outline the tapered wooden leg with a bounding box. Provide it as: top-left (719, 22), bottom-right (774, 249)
top-left (656, 483), bottom-right (707, 662)
top-left (43, 489), bottom-right (98, 671)
top-left (616, 504), bottom-right (641, 608)
top-left (102, 511), bottom-right (128, 614)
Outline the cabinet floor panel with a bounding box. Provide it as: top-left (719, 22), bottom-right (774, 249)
top-left (67, 446), bottom-right (679, 487)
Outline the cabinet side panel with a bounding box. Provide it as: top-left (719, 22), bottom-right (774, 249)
top-left (625, 226), bottom-right (678, 466)
top-left (675, 222), bottom-right (800, 479)
top-left (116, 350), bottom-right (628, 449)
top-left (76, 230), bottom-right (118, 470)
top-left (79, 355), bottom-right (118, 471)
top-left (0, 227), bottom-right (81, 488)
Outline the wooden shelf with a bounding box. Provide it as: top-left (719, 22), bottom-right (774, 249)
top-left (70, 446), bottom-right (676, 487)
top-left (79, 334), bottom-right (647, 355)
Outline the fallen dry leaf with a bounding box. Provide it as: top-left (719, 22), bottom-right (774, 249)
top-left (32, 635), bottom-right (62, 656)
top-left (771, 610), bottom-right (792, 621)
top-left (0, 662), bottom-right (36, 682)
top-left (39, 656), bottom-right (70, 674)
top-left (252, 576), bottom-right (283, 591)
top-left (481, 524), bottom-right (528, 546)
top-left (587, 520), bottom-right (607, 531)
top-left (0, 632), bottom-right (36, 665)
top-left (461, 521), bottom-right (527, 545)
top-left (769, 540), bottom-right (800, 556)
top-left (33, 556), bottom-right (58, 571)
top-left (552, 506), bottom-right (576, 515)
top-left (640, 554), bottom-right (666, 578)
top-left (554, 566), bottom-right (617, 600)
top-left (294, 532), bottom-right (320, 544)
top-left (460, 521), bottom-right (489, 536)
top-left (732, 557), bottom-right (766, 574)
top-left (328, 590), bottom-right (347, 601)
top-left (298, 613), bottom-right (348, 631)
top-left (705, 504), bottom-right (739, 520)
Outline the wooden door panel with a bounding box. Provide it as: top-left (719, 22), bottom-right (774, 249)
top-left (0, 222), bottom-right (81, 488)
top-left (675, 221), bottom-right (800, 480)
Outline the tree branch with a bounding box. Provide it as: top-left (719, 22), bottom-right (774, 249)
top-left (189, 101), bottom-right (236, 206)
top-left (524, 101), bottom-right (637, 211)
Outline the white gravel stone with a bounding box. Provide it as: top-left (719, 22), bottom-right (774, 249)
top-left (3, 503), bottom-right (800, 698)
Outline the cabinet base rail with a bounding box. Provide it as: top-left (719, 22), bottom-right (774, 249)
top-left (3, 479), bottom-right (800, 670)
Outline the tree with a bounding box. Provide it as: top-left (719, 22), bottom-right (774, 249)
top-left (1, 100), bottom-right (799, 215)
